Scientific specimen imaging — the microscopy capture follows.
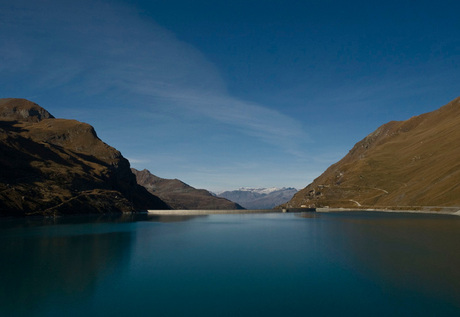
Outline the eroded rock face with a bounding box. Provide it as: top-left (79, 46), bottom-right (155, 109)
top-left (0, 98), bottom-right (55, 122)
top-left (285, 96), bottom-right (460, 209)
top-left (0, 98), bottom-right (169, 216)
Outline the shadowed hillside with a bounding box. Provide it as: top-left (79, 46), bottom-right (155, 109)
top-left (132, 168), bottom-right (244, 210)
top-left (0, 98), bottom-right (169, 216)
top-left (285, 97), bottom-right (460, 210)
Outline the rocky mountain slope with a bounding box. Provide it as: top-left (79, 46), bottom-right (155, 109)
top-left (285, 97), bottom-right (460, 209)
top-left (218, 187), bottom-right (297, 209)
top-left (0, 98), bottom-right (169, 216)
top-left (132, 168), bottom-right (244, 210)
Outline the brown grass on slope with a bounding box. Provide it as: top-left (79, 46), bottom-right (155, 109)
top-left (0, 98), bottom-right (169, 216)
top-left (286, 96), bottom-right (460, 209)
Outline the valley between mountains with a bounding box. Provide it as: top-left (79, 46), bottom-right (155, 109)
top-left (1, 97), bottom-right (459, 216)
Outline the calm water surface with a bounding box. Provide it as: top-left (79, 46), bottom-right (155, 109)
top-left (1, 211), bottom-right (459, 316)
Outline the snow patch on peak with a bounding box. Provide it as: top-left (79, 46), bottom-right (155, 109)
top-left (213, 187), bottom-right (297, 196)
top-left (236, 187), bottom-right (295, 195)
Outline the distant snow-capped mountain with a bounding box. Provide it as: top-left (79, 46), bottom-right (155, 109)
top-left (217, 187), bottom-right (298, 210)
top-left (234, 187), bottom-right (283, 195)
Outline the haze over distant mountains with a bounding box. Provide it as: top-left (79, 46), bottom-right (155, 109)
top-left (218, 187), bottom-right (297, 209)
top-left (132, 168), bottom-right (243, 210)
top-left (285, 96), bottom-right (460, 210)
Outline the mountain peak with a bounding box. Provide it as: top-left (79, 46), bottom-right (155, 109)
top-left (233, 187), bottom-right (297, 195)
top-left (131, 168), bottom-right (244, 210)
top-left (285, 96), bottom-right (460, 209)
top-left (218, 187), bottom-right (298, 209)
top-left (0, 98), bottom-right (169, 216)
top-left (0, 98), bottom-right (55, 123)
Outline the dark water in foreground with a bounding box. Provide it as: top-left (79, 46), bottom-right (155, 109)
top-left (1, 211), bottom-right (459, 316)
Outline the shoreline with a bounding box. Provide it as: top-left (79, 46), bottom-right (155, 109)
top-left (147, 209), bottom-right (280, 215)
top-left (148, 207), bottom-right (460, 216)
top-left (317, 207), bottom-right (460, 216)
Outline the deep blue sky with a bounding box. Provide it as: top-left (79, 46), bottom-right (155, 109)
top-left (1, 0), bottom-right (459, 191)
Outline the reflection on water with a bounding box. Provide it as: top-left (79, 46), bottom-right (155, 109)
top-left (142, 214), bottom-right (206, 223)
top-left (295, 211), bottom-right (321, 218)
top-left (0, 212), bottom-right (459, 316)
top-left (325, 212), bottom-right (460, 308)
top-left (0, 217), bottom-right (134, 316)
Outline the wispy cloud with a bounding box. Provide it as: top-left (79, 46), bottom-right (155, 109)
top-left (0, 0), bottom-right (307, 154)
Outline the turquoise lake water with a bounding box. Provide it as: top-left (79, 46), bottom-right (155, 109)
top-left (0, 211), bottom-right (459, 316)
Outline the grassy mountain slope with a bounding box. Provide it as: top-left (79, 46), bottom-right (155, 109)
top-left (286, 96), bottom-right (460, 209)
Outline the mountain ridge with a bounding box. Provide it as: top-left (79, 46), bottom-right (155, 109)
top-left (284, 96), bottom-right (460, 209)
top-left (217, 187), bottom-right (296, 195)
top-left (132, 168), bottom-right (244, 210)
top-left (218, 187), bottom-right (297, 209)
top-left (0, 98), bottom-right (169, 216)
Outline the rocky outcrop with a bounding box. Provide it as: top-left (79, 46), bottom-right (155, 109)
top-left (132, 168), bottom-right (244, 210)
top-left (0, 98), bottom-right (55, 122)
top-left (285, 96), bottom-right (460, 209)
top-left (0, 98), bottom-right (169, 216)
